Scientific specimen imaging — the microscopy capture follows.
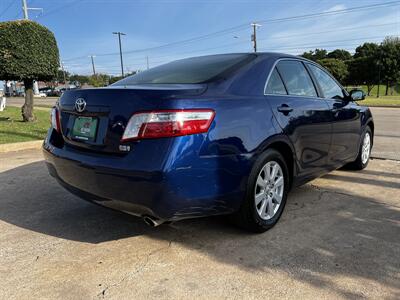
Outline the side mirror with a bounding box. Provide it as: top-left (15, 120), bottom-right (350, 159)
top-left (349, 89), bottom-right (366, 101)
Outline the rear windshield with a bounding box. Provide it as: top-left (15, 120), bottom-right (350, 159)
top-left (113, 54), bottom-right (254, 85)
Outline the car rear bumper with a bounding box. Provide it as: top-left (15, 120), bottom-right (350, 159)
top-left (43, 137), bottom-right (249, 221)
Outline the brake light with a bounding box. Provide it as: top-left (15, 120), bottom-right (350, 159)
top-left (50, 107), bottom-right (61, 133)
top-left (121, 109), bottom-right (215, 141)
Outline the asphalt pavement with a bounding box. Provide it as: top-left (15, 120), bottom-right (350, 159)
top-left (369, 107), bottom-right (400, 161)
top-left (0, 149), bottom-right (399, 299)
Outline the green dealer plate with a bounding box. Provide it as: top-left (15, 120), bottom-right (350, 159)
top-left (72, 117), bottom-right (98, 141)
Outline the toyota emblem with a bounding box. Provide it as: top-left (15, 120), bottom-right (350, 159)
top-left (75, 98), bottom-right (86, 113)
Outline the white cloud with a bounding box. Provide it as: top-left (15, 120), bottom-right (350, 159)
top-left (324, 4), bottom-right (346, 13)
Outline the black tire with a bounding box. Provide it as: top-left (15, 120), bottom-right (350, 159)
top-left (347, 126), bottom-right (372, 170)
top-left (232, 149), bottom-right (290, 233)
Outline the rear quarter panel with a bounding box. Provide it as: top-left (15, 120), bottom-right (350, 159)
top-left (158, 95), bottom-right (282, 215)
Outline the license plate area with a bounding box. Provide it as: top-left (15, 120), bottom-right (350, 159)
top-left (72, 116), bottom-right (98, 142)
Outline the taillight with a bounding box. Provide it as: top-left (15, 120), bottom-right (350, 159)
top-left (121, 109), bottom-right (215, 141)
top-left (50, 107), bottom-right (61, 133)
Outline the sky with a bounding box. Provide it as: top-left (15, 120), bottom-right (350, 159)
top-left (0, 0), bottom-right (399, 77)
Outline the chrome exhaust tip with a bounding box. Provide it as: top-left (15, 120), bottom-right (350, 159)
top-left (143, 216), bottom-right (164, 227)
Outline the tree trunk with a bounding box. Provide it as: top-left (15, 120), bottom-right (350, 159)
top-left (21, 79), bottom-right (35, 122)
top-left (367, 85), bottom-right (374, 96)
top-left (385, 82), bottom-right (389, 96)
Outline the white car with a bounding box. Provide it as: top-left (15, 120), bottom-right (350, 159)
top-left (35, 92), bottom-right (47, 98)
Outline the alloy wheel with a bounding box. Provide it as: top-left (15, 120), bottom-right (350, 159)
top-left (254, 161), bottom-right (284, 220)
top-left (361, 132), bottom-right (371, 164)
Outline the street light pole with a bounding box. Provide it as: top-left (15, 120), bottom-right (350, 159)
top-left (250, 22), bottom-right (261, 53)
top-left (113, 32), bottom-right (126, 77)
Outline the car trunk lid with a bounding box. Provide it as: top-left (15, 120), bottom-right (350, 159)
top-left (58, 84), bottom-right (207, 154)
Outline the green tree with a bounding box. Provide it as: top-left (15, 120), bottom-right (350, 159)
top-left (348, 42), bottom-right (380, 95)
top-left (317, 58), bottom-right (349, 83)
top-left (88, 74), bottom-right (110, 87)
top-left (301, 49), bottom-right (327, 61)
top-left (380, 36), bottom-right (400, 95)
top-left (69, 74), bottom-right (90, 86)
top-left (108, 72), bottom-right (136, 84)
top-left (327, 49), bottom-right (352, 61)
top-left (56, 69), bottom-right (70, 84)
top-left (353, 42), bottom-right (379, 59)
top-left (0, 20), bottom-right (59, 121)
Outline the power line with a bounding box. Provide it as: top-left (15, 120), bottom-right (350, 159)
top-left (123, 28), bottom-right (397, 63)
top-left (259, 21), bottom-right (399, 42)
top-left (0, 0), bottom-right (16, 18)
top-left (66, 36), bottom-right (390, 75)
top-left (36, 0), bottom-right (82, 20)
top-left (256, 1), bottom-right (400, 25)
top-left (63, 0), bottom-right (400, 61)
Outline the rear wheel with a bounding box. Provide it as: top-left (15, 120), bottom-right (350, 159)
top-left (232, 149), bottom-right (289, 233)
top-left (348, 126), bottom-right (372, 170)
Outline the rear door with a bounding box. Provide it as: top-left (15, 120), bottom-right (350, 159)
top-left (265, 59), bottom-right (332, 178)
top-left (306, 63), bottom-right (361, 166)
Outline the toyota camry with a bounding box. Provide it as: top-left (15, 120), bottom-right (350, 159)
top-left (43, 53), bottom-right (373, 232)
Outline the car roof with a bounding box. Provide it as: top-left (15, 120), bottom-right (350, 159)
top-left (183, 52), bottom-right (311, 63)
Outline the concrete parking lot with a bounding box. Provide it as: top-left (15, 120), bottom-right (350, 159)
top-left (0, 149), bottom-right (399, 299)
top-left (1, 99), bottom-right (400, 298)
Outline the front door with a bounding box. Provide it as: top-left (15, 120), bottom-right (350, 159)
top-left (265, 60), bottom-right (333, 178)
top-left (306, 63), bottom-right (361, 166)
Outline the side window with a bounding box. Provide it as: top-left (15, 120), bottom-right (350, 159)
top-left (265, 68), bottom-right (287, 95)
top-left (307, 64), bottom-right (345, 99)
top-left (276, 61), bottom-right (317, 97)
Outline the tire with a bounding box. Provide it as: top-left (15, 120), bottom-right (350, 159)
top-left (232, 149), bottom-right (290, 233)
top-left (348, 126), bottom-right (372, 170)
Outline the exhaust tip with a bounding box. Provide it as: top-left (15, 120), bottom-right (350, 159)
top-left (143, 216), bottom-right (164, 227)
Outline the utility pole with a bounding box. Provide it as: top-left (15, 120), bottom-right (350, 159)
top-left (22, 0), bottom-right (43, 96)
top-left (250, 22), bottom-right (261, 52)
top-left (22, 0), bottom-right (28, 19)
top-left (21, 0), bottom-right (43, 20)
top-left (113, 32), bottom-right (126, 77)
top-left (146, 56), bottom-right (149, 70)
top-left (60, 61), bottom-right (67, 88)
top-left (89, 55), bottom-right (96, 76)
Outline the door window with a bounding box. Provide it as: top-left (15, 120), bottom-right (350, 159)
top-left (307, 64), bottom-right (345, 99)
top-left (276, 61), bottom-right (317, 97)
top-left (265, 68), bottom-right (287, 95)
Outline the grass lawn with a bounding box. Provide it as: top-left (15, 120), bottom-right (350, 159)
top-left (347, 85), bottom-right (400, 97)
top-left (0, 106), bottom-right (50, 144)
top-left (358, 96), bottom-right (400, 107)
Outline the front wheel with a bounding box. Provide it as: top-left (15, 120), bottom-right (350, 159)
top-left (232, 149), bottom-right (290, 233)
top-left (348, 126), bottom-right (372, 170)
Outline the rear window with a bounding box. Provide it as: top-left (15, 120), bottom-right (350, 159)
top-left (265, 68), bottom-right (287, 95)
top-left (276, 60), bottom-right (317, 97)
top-left (113, 54), bottom-right (254, 85)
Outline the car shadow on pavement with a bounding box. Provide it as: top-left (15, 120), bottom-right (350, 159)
top-left (0, 161), bottom-right (399, 299)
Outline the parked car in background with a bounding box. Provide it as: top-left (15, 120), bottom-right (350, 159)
top-left (43, 53), bottom-right (373, 232)
top-left (35, 92), bottom-right (47, 98)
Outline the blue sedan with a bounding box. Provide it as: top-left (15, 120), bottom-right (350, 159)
top-left (43, 53), bottom-right (374, 232)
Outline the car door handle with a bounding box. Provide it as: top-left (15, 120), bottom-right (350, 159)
top-left (277, 105), bottom-right (293, 114)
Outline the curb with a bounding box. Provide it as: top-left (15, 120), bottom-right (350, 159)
top-left (365, 105), bottom-right (400, 108)
top-left (0, 140), bottom-right (43, 153)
